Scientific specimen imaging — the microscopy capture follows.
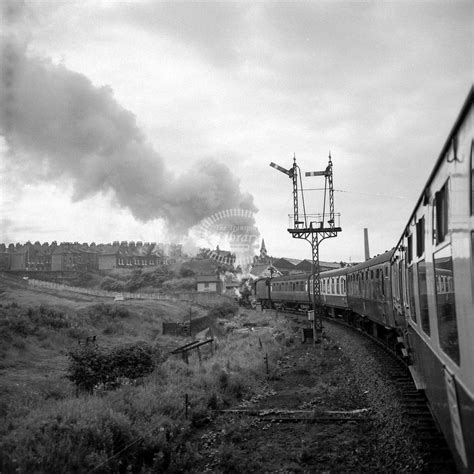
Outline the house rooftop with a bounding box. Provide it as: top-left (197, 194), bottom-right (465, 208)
top-left (196, 275), bottom-right (221, 282)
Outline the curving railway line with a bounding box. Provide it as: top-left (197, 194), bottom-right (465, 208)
top-left (255, 86), bottom-right (474, 473)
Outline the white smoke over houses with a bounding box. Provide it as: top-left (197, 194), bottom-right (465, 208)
top-left (0, 3), bottom-right (257, 245)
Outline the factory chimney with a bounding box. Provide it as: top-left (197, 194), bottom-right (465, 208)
top-left (364, 228), bottom-right (370, 261)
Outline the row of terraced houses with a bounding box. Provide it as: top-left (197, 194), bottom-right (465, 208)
top-left (0, 241), bottom-right (184, 272)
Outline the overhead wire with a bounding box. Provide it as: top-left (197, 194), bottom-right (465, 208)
top-left (300, 188), bottom-right (410, 200)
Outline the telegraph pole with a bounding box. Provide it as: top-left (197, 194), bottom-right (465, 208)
top-left (270, 153), bottom-right (341, 342)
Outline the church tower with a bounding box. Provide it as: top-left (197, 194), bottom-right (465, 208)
top-left (259, 239), bottom-right (268, 263)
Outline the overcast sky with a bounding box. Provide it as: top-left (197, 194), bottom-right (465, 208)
top-left (1, 0), bottom-right (472, 262)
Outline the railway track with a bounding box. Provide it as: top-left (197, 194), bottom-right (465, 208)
top-left (260, 308), bottom-right (458, 471)
top-left (359, 340), bottom-right (456, 473)
top-left (321, 316), bottom-right (457, 473)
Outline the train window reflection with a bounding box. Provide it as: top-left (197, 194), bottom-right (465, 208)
top-left (434, 245), bottom-right (460, 365)
top-left (434, 182), bottom-right (449, 244)
top-left (417, 260), bottom-right (430, 335)
top-left (399, 260), bottom-right (404, 307)
top-left (408, 266), bottom-right (417, 323)
top-left (416, 216), bottom-right (425, 257)
top-left (471, 140), bottom-right (473, 215)
top-left (471, 232), bottom-right (474, 298)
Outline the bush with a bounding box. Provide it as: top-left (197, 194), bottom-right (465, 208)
top-left (67, 342), bottom-right (158, 392)
top-left (100, 276), bottom-right (125, 292)
top-left (179, 266), bottom-right (196, 278)
top-left (0, 305), bottom-right (70, 341)
top-left (86, 304), bottom-right (131, 323)
top-left (207, 301), bottom-right (239, 319)
top-left (35, 306), bottom-right (70, 329)
top-left (161, 277), bottom-right (196, 292)
top-left (0, 399), bottom-right (143, 473)
top-left (124, 269), bottom-right (146, 292)
top-left (67, 326), bottom-right (90, 340)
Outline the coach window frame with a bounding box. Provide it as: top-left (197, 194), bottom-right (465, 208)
top-left (470, 140), bottom-right (474, 215)
top-left (433, 243), bottom-right (460, 365)
top-left (433, 179), bottom-right (449, 246)
top-left (416, 216), bottom-right (425, 258)
top-left (407, 234), bottom-right (413, 263)
top-left (398, 259), bottom-right (405, 309)
top-left (407, 263), bottom-right (417, 324)
top-left (471, 231), bottom-right (474, 299)
top-left (417, 259), bottom-right (431, 336)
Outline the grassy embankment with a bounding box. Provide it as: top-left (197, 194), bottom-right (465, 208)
top-left (0, 278), bottom-right (293, 473)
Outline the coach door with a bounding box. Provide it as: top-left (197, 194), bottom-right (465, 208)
top-left (444, 368), bottom-right (468, 468)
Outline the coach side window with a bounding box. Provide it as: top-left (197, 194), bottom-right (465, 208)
top-left (398, 260), bottom-right (404, 307)
top-left (408, 266), bottom-right (417, 323)
top-left (471, 232), bottom-right (474, 298)
top-left (433, 181), bottom-right (449, 244)
top-left (407, 235), bottom-right (413, 263)
top-left (470, 140), bottom-right (474, 215)
top-left (416, 216), bottom-right (425, 257)
top-left (434, 244), bottom-right (459, 364)
top-left (417, 260), bottom-right (430, 335)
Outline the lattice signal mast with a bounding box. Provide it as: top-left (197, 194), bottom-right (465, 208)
top-left (270, 153), bottom-right (342, 342)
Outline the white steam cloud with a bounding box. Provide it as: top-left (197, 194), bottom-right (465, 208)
top-left (0, 14), bottom-right (256, 234)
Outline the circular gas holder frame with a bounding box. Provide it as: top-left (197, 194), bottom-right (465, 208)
top-left (193, 208), bottom-right (260, 267)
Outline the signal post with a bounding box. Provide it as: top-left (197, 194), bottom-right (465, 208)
top-left (270, 153), bottom-right (341, 342)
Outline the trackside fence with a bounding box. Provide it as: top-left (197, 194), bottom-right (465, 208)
top-left (26, 278), bottom-right (232, 305)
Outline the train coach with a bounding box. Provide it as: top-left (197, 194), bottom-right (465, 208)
top-left (254, 267), bottom-right (350, 313)
top-left (254, 86), bottom-right (473, 472)
top-left (254, 273), bottom-right (312, 311)
top-left (388, 86), bottom-right (474, 472)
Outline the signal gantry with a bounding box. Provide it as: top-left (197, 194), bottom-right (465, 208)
top-left (270, 153), bottom-right (342, 342)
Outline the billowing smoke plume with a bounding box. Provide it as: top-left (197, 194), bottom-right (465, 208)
top-left (0, 34), bottom-right (256, 233)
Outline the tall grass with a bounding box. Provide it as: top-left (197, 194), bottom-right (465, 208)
top-left (0, 311), bottom-right (293, 473)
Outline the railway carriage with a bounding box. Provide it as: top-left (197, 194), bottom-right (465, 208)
top-left (320, 267), bottom-right (349, 313)
top-left (254, 86), bottom-right (473, 472)
top-left (391, 86), bottom-right (474, 471)
top-left (268, 273), bottom-right (312, 311)
top-left (346, 249), bottom-right (396, 329)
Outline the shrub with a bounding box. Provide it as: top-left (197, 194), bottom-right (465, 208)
top-left (33, 308), bottom-right (70, 329)
top-left (86, 303), bottom-right (130, 323)
top-left (102, 321), bottom-right (124, 335)
top-left (67, 326), bottom-right (90, 340)
top-left (179, 266), bottom-right (196, 278)
top-left (0, 305), bottom-right (70, 341)
top-left (67, 342), bottom-right (158, 392)
top-left (0, 399), bottom-right (142, 473)
top-left (124, 269), bottom-right (146, 292)
top-left (100, 277), bottom-right (125, 292)
top-left (207, 301), bottom-right (239, 319)
top-left (161, 277), bottom-right (196, 292)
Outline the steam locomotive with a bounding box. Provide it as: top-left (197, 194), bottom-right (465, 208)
top-left (255, 86), bottom-right (473, 472)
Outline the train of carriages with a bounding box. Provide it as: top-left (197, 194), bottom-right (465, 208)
top-left (254, 86), bottom-right (473, 473)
